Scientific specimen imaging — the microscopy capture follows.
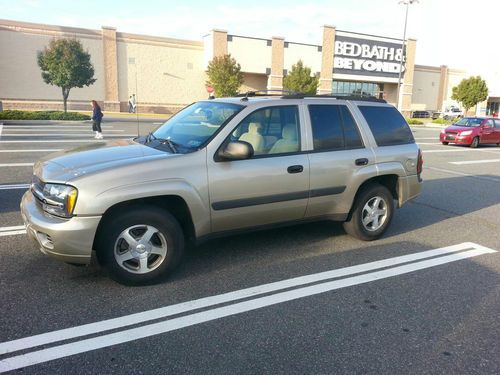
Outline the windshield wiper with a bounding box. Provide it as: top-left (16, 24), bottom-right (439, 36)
top-left (160, 138), bottom-right (179, 154)
top-left (146, 132), bottom-right (157, 143)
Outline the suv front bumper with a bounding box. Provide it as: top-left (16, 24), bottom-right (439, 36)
top-left (20, 191), bottom-right (101, 264)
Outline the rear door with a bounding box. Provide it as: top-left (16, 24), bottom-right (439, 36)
top-left (481, 119), bottom-right (496, 143)
top-left (305, 102), bottom-right (376, 218)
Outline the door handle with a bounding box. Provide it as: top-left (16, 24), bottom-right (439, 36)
top-left (355, 158), bottom-right (369, 166)
top-left (287, 165), bottom-right (304, 174)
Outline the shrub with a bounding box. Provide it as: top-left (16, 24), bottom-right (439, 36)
top-left (432, 118), bottom-right (453, 125)
top-left (406, 118), bottom-right (424, 125)
top-left (0, 110), bottom-right (90, 121)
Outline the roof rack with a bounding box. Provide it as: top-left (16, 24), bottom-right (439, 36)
top-left (237, 90), bottom-right (300, 101)
top-left (237, 90), bottom-right (386, 103)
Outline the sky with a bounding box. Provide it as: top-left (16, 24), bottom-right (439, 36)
top-left (2, 0), bottom-right (500, 94)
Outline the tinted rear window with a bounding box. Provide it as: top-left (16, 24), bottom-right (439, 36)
top-left (359, 106), bottom-right (415, 146)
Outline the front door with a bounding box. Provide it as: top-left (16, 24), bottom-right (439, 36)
top-left (207, 105), bottom-right (310, 233)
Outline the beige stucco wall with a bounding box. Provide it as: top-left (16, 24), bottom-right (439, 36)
top-left (0, 21), bottom-right (104, 102)
top-left (116, 34), bottom-right (206, 106)
top-left (240, 73), bottom-right (268, 92)
top-left (412, 65), bottom-right (441, 111)
top-left (442, 68), bottom-right (467, 110)
top-left (284, 43), bottom-right (321, 74)
top-left (227, 36), bottom-right (271, 74)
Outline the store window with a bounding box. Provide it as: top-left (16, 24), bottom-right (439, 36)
top-left (332, 81), bottom-right (384, 99)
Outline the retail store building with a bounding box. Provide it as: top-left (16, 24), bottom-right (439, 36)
top-left (0, 19), bottom-right (482, 115)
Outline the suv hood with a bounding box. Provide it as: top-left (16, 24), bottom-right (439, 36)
top-left (34, 139), bottom-right (167, 183)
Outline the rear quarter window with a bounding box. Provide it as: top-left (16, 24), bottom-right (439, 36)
top-left (359, 106), bottom-right (415, 146)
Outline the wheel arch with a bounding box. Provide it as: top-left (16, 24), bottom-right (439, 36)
top-left (93, 195), bottom-right (196, 252)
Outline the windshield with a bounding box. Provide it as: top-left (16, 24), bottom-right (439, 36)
top-left (151, 101), bottom-right (243, 151)
top-left (454, 117), bottom-right (483, 127)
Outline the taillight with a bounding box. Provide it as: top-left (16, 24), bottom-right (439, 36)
top-left (417, 149), bottom-right (423, 176)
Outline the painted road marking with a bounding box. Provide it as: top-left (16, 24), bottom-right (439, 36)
top-left (0, 140), bottom-right (131, 143)
top-left (450, 159), bottom-right (500, 165)
top-left (2, 129), bottom-right (124, 133)
top-left (0, 184), bottom-right (30, 190)
top-left (0, 134), bottom-right (137, 137)
top-left (0, 225), bottom-right (26, 237)
top-left (0, 124), bottom-right (3, 137)
top-left (0, 149), bottom-right (62, 153)
top-left (0, 163), bottom-right (33, 167)
top-left (0, 242), bottom-right (495, 372)
top-left (414, 137), bottom-right (440, 140)
top-left (424, 166), bottom-right (500, 183)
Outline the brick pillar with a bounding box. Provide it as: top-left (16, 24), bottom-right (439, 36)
top-left (212, 29), bottom-right (228, 57)
top-left (319, 25), bottom-right (336, 94)
top-left (267, 36), bottom-right (284, 90)
top-left (400, 38), bottom-right (417, 117)
top-left (101, 26), bottom-right (120, 112)
top-left (437, 65), bottom-right (449, 111)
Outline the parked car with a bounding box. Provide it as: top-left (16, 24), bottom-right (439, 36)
top-left (21, 93), bottom-right (423, 285)
top-left (442, 106), bottom-right (463, 120)
top-left (411, 110), bottom-right (430, 118)
top-left (439, 117), bottom-right (500, 147)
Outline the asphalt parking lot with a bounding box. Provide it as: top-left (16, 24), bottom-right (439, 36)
top-left (0, 120), bottom-right (499, 374)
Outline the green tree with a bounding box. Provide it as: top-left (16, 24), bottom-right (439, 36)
top-left (206, 54), bottom-right (243, 97)
top-left (37, 39), bottom-right (96, 112)
top-left (283, 60), bottom-right (319, 95)
top-left (451, 76), bottom-right (488, 115)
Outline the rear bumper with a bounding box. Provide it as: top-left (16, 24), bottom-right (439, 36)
top-left (20, 191), bottom-right (101, 264)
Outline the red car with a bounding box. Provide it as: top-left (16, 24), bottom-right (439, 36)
top-left (440, 117), bottom-right (500, 147)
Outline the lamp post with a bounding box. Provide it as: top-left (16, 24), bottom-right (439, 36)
top-left (396, 0), bottom-right (418, 111)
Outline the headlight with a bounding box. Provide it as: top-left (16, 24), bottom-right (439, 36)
top-left (459, 130), bottom-right (472, 136)
top-left (33, 182), bottom-right (78, 218)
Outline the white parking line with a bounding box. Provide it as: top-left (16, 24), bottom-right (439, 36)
top-left (0, 124), bottom-right (3, 137)
top-left (424, 166), bottom-right (500, 183)
top-left (414, 137), bottom-right (439, 140)
top-left (0, 184), bottom-right (30, 190)
top-left (450, 159), bottom-right (500, 165)
top-left (0, 225), bottom-right (26, 237)
top-left (0, 242), bottom-right (495, 372)
top-left (0, 140), bottom-right (130, 143)
top-left (2, 129), bottom-right (124, 133)
top-left (0, 163), bottom-right (33, 167)
top-left (0, 134), bottom-right (136, 137)
top-left (0, 149), bottom-right (62, 153)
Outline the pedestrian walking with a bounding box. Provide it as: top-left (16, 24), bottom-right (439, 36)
top-left (129, 94), bottom-right (136, 113)
top-left (91, 100), bottom-right (104, 139)
top-left (128, 95), bottom-right (135, 113)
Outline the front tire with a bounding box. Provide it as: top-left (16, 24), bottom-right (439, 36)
top-left (470, 137), bottom-right (479, 148)
top-left (97, 206), bottom-right (184, 285)
top-left (442, 142), bottom-right (449, 145)
top-left (343, 184), bottom-right (394, 241)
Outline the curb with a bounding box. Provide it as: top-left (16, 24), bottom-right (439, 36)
top-left (410, 123), bottom-right (447, 129)
top-left (0, 120), bottom-right (90, 125)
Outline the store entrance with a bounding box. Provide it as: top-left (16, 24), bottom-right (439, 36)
top-left (332, 80), bottom-right (384, 99)
top-left (486, 99), bottom-right (499, 116)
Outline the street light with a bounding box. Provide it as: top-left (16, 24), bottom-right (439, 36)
top-left (396, 0), bottom-right (418, 111)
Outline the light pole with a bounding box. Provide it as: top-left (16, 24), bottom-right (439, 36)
top-left (128, 57), bottom-right (140, 136)
top-left (396, 0), bottom-right (418, 111)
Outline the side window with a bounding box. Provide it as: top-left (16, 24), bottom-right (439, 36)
top-left (230, 106), bottom-right (300, 156)
top-left (358, 106), bottom-right (415, 146)
top-left (494, 119), bottom-right (500, 128)
top-left (309, 105), bottom-right (344, 151)
top-left (308, 105), bottom-right (363, 152)
top-left (486, 119), bottom-right (494, 127)
top-left (340, 106), bottom-right (363, 149)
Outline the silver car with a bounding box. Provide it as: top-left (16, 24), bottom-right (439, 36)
top-left (21, 94), bottom-right (423, 285)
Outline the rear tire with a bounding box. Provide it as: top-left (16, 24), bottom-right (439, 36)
top-left (343, 184), bottom-right (394, 241)
top-left (97, 206), bottom-right (184, 286)
top-left (470, 137), bottom-right (479, 148)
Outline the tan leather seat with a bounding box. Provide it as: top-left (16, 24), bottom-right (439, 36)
top-left (270, 124), bottom-right (299, 154)
top-left (239, 122), bottom-right (264, 153)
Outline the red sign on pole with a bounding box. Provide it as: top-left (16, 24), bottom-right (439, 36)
top-left (207, 85), bottom-right (214, 93)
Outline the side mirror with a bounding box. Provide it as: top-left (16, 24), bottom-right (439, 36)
top-left (217, 141), bottom-right (254, 161)
top-left (483, 124), bottom-right (491, 129)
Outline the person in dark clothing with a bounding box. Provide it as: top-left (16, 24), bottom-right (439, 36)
top-left (91, 100), bottom-right (104, 139)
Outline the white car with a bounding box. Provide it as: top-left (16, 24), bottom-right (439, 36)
top-left (442, 106), bottom-right (463, 120)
